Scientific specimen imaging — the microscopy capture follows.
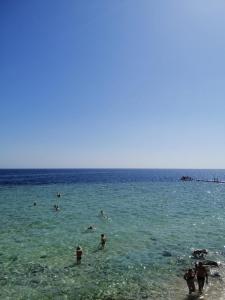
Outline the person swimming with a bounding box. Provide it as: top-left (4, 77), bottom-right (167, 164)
top-left (99, 210), bottom-right (109, 219)
top-left (87, 225), bottom-right (96, 231)
top-left (33, 202), bottom-right (37, 206)
top-left (53, 204), bottom-right (60, 211)
top-left (75, 246), bottom-right (83, 264)
top-left (100, 210), bottom-right (105, 216)
top-left (57, 193), bottom-right (61, 198)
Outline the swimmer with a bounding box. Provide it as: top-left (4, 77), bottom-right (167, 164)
top-left (57, 193), bottom-right (61, 198)
top-left (99, 234), bottom-right (107, 250)
top-left (99, 210), bottom-right (109, 219)
top-left (100, 210), bottom-right (105, 217)
top-left (33, 202), bottom-right (37, 206)
top-left (53, 204), bottom-right (60, 211)
top-left (75, 246), bottom-right (83, 264)
top-left (87, 225), bottom-right (96, 231)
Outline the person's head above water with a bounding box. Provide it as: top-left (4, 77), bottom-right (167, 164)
top-left (77, 246), bottom-right (81, 250)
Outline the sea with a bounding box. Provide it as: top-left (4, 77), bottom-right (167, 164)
top-left (0, 169), bottom-right (225, 300)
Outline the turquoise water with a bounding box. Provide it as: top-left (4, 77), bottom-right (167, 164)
top-left (1, 170), bottom-right (225, 299)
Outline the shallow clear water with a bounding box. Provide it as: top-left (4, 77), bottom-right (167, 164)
top-left (0, 169), bottom-right (225, 299)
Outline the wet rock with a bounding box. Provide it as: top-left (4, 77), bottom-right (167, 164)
top-left (202, 260), bottom-right (219, 267)
top-left (211, 271), bottom-right (220, 277)
top-left (192, 249), bottom-right (208, 259)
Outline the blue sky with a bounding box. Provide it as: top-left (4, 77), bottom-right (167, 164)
top-left (1, 0), bottom-right (225, 168)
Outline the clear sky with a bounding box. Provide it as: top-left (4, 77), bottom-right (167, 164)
top-left (1, 0), bottom-right (225, 168)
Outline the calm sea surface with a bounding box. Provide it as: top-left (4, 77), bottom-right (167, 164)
top-left (0, 169), bottom-right (225, 300)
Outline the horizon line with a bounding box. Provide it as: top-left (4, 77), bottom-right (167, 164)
top-left (1, 167), bottom-right (225, 170)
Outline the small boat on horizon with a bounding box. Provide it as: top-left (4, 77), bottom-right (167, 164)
top-left (180, 176), bottom-right (193, 181)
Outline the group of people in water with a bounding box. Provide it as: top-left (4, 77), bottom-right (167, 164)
top-left (34, 198), bottom-right (108, 265)
top-left (75, 210), bottom-right (108, 264)
top-left (34, 194), bottom-right (108, 265)
top-left (75, 233), bottom-right (107, 264)
top-left (34, 194), bottom-right (216, 296)
top-left (183, 249), bottom-right (209, 295)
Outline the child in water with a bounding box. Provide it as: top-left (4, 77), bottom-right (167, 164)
top-left (100, 234), bottom-right (107, 249)
top-left (75, 246), bottom-right (83, 264)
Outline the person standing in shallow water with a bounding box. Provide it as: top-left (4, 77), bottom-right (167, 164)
top-left (100, 234), bottom-right (107, 249)
top-left (75, 246), bottom-right (83, 264)
top-left (183, 268), bottom-right (196, 295)
top-left (195, 262), bottom-right (208, 294)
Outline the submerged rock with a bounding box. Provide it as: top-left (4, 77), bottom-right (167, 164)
top-left (176, 255), bottom-right (188, 265)
top-left (30, 279), bottom-right (40, 285)
top-left (28, 263), bottom-right (48, 274)
top-left (162, 251), bottom-right (172, 257)
top-left (8, 255), bottom-right (18, 262)
top-left (0, 277), bottom-right (7, 286)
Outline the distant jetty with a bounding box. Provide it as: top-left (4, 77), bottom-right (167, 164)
top-left (180, 176), bottom-right (225, 184)
top-left (196, 178), bottom-right (225, 184)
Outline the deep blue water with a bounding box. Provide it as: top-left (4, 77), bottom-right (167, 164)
top-left (1, 168), bottom-right (225, 185)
